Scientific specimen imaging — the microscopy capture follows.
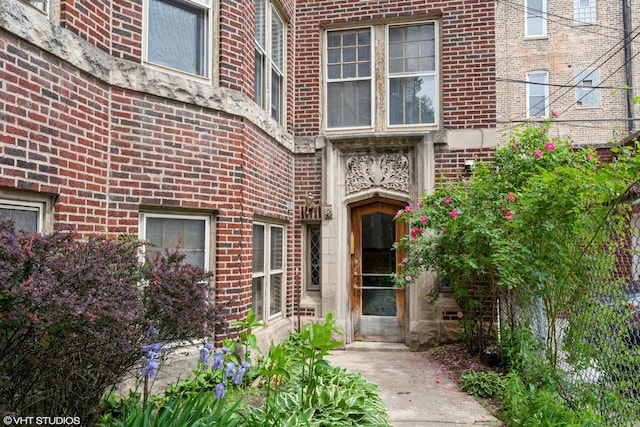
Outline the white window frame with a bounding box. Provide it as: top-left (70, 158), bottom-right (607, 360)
top-left (576, 69), bottom-right (600, 107)
top-left (386, 21), bottom-right (439, 128)
top-left (254, 0), bottom-right (286, 124)
top-left (143, 0), bottom-right (213, 80)
top-left (21, 0), bottom-right (48, 14)
top-left (526, 71), bottom-right (549, 118)
top-left (525, 0), bottom-right (547, 38)
top-left (324, 26), bottom-right (375, 131)
top-left (574, 0), bottom-right (597, 25)
top-left (138, 211), bottom-right (212, 271)
top-left (252, 221), bottom-right (285, 322)
top-left (0, 199), bottom-right (46, 234)
top-left (0, 191), bottom-right (53, 234)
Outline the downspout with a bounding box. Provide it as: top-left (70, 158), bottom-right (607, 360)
top-left (623, 0), bottom-right (634, 132)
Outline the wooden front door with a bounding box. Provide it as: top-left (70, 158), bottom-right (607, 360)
top-left (351, 201), bottom-right (406, 342)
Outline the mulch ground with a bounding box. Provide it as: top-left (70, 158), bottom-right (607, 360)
top-left (421, 342), bottom-right (504, 418)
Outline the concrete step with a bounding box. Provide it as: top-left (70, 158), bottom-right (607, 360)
top-left (342, 341), bottom-right (410, 352)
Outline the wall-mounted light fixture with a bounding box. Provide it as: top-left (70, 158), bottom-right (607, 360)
top-left (464, 160), bottom-right (475, 173)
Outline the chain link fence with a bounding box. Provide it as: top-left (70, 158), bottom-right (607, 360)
top-left (497, 188), bottom-right (640, 425)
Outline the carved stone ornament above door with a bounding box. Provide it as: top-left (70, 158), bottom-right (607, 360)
top-left (345, 153), bottom-right (409, 194)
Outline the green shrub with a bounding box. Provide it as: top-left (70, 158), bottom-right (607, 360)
top-left (459, 370), bottom-right (504, 398)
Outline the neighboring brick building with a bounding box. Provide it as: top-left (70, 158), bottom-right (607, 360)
top-left (496, 0), bottom-right (640, 146)
top-left (0, 0), bottom-right (495, 349)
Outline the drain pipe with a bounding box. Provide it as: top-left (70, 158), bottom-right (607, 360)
top-left (623, 0), bottom-right (635, 132)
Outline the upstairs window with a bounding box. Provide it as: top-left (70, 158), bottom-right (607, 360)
top-left (574, 0), bottom-right (597, 24)
top-left (576, 69), bottom-right (600, 107)
top-left (326, 28), bottom-right (373, 129)
top-left (388, 23), bottom-right (437, 126)
top-left (525, 0), bottom-right (546, 37)
top-left (254, 0), bottom-right (286, 124)
top-left (325, 21), bottom-right (438, 131)
top-left (21, 0), bottom-right (48, 13)
top-left (526, 71), bottom-right (549, 118)
top-left (145, 0), bottom-right (211, 78)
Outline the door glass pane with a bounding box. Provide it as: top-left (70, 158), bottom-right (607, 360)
top-left (361, 212), bottom-right (397, 316)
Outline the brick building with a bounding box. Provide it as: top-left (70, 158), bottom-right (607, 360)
top-left (0, 0), bottom-right (495, 350)
top-left (496, 0), bottom-right (640, 146)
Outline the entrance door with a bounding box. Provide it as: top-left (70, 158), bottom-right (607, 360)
top-left (351, 201), bottom-right (406, 342)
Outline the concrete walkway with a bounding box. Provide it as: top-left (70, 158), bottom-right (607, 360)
top-left (326, 342), bottom-right (504, 427)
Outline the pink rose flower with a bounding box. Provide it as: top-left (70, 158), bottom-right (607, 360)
top-left (507, 193), bottom-right (516, 202)
top-left (450, 209), bottom-right (459, 219)
top-left (551, 109), bottom-right (559, 118)
top-left (395, 209), bottom-right (403, 219)
top-left (586, 153), bottom-right (592, 161)
top-left (534, 150), bottom-right (543, 158)
top-left (405, 275), bottom-right (412, 282)
top-left (405, 205), bottom-right (413, 213)
top-left (545, 142), bottom-right (555, 151)
top-left (444, 197), bottom-right (452, 205)
top-left (505, 211), bottom-right (514, 221)
top-left (456, 311), bottom-right (464, 318)
top-left (420, 215), bottom-right (427, 224)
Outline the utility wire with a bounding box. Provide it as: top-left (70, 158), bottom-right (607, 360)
top-left (499, 0), bottom-right (624, 37)
top-left (498, 0), bottom-right (640, 124)
top-left (496, 77), bottom-right (632, 91)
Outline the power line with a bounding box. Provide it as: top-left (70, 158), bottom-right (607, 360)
top-left (496, 77), bottom-right (631, 91)
top-left (499, 0), bottom-right (625, 38)
top-left (497, 1), bottom-right (640, 123)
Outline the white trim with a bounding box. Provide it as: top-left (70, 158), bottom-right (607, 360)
top-left (252, 221), bottom-right (286, 322)
top-left (253, 1), bottom-right (287, 124)
top-left (138, 211), bottom-right (212, 271)
top-left (0, 199), bottom-right (45, 233)
top-left (525, 0), bottom-right (547, 38)
top-left (526, 71), bottom-right (549, 118)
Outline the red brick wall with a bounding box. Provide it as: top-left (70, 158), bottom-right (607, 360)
top-left (0, 32), bottom-right (111, 233)
top-left (60, 0), bottom-right (112, 54)
top-left (0, 23), bottom-right (296, 323)
top-left (111, 0), bottom-right (143, 62)
top-left (434, 147), bottom-right (494, 184)
top-left (293, 0), bottom-right (496, 136)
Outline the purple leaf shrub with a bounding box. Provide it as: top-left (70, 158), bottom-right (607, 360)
top-left (0, 219), bottom-right (227, 425)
